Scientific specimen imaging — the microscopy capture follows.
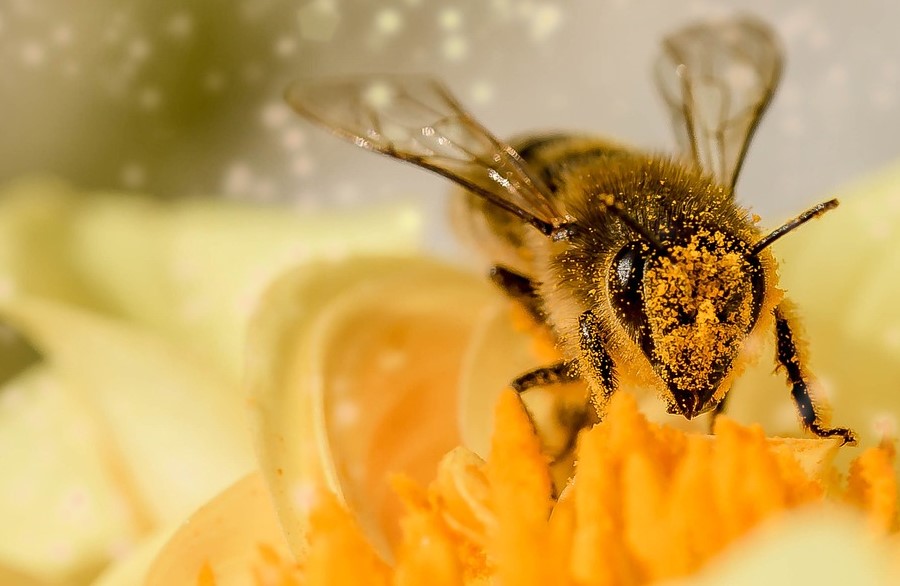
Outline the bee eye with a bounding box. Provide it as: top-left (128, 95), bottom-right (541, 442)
top-left (608, 241), bottom-right (647, 338)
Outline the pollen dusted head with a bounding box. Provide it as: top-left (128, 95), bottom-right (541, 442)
top-left (607, 223), bottom-right (766, 421)
top-left (642, 229), bottom-right (759, 418)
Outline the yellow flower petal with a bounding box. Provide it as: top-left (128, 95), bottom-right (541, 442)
top-left (0, 366), bottom-right (142, 584)
top-left (0, 298), bottom-right (254, 583)
top-left (92, 526), bottom-right (177, 586)
top-left (485, 390), bottom-right (554, 586)
top-left (292, 390), bottom-right (894, 585)
top-left (0, 298), bottom-right (254, 525)
top-left (145, 472), bottom-right (290, 586)
top-left (0, 563), bottom-right (44, 586)
top-left (458, 302), bottom-right (538, 459)
top-left (846, 443), bottom-right (899, 534)
top-left (0, 179), bottom-right (96, 307)
top-left (70, 193), bottom-right (424, 379)
top-left (246, 257), bottom-right (495, 560)
top-left (0, 178), bottom-right (424, 380)
top-left (0, 179), bottom-right (426, 582)
top-left (391, 476), bottom-right (466, 586)
top-left (669, 508), bottom-right (897, 586)
top-left (303, 490), bottom-right (392, 586)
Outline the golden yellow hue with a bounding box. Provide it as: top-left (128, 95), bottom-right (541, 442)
top-left (139, 161), bottom-right (900, 585)
top-left (0, 181), bottom-right (425, 585)
top-left (199, 389), bottom-right (898, 586)
top-left (845, 443), bottom-right (898, 534)
top-left (145, 473), bottom-right (291, 585)
top-left (303, 491), bottom-right (392, 585)
top-left (643, 229), bottom-right (756, 394)
top-left (245, 259), bottom-right (496, 561)
top-left (485, 391), bottom-right (555, 586)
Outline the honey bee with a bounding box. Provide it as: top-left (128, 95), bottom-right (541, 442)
top-left (286, 16), bottom-right (856, 445)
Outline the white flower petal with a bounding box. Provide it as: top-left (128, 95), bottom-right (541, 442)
top-left (668, 507), bottom-right (895, 586)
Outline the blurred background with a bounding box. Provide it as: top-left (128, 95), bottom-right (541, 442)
top-left (0, 0), bottom-right (897, 253)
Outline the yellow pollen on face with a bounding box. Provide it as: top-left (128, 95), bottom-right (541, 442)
top-left (642, 230), bottom-right (753, 390)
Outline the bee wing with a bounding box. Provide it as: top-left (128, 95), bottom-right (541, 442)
top-left (655, 17), bottom-right (783, 194)
top-left (285, 75), bottom-right (566, 235)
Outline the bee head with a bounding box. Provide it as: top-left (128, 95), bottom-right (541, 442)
top-left (608, 229), bottom-right (764, 419)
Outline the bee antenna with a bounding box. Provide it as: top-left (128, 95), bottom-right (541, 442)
top-left (599, 194), bottom-right (668, 253)
top-left (751, 198), bottom-right (839, 255)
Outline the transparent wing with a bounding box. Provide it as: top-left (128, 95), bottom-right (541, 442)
top-left (655, 16), bottom-right (783, 194)
top-left (285, 75), bottom-right (566, 235)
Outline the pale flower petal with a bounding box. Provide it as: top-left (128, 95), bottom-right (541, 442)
top-left (0, 178), bottom-right (425, 379)
top-left (0, 298), bottom-right (254, 525)
top-left (145, 473), bottom-right (289, 586)
top-left (91, 526), bottom-right (176, 586)
top-left (0, 180), bottom-right (426, 583)
top-left (0, 302), bottom-right (256, 582)
top-left (0, 366), bottom-right (141, 584)
top-left (246, 257), bottom-right (496, 560)
top-left (667, 507), bottom-right (896, 586)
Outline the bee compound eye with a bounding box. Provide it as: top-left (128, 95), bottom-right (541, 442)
top-left (608, 241), bottom-right (647, 337)
top-left (610, 241), bottom-right (644, 295)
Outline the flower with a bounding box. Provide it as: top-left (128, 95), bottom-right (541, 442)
top-left (145, 160), bottom-right (900, 584)
top-left (240, 390), bottom-right (898, 586)
top-left (0, 178), bottom-right (423, 584)
top-left (4, 157), bottom-right (900, 584)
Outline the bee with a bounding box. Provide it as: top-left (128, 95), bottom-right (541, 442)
top-left (286, 16), bottom-right (856, 445)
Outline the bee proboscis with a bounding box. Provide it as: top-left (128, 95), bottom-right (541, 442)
top-left (286, 16), bottom-right (856, 446)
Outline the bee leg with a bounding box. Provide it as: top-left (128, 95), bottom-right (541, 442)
top-left (773, 306), bottom-right (857, 445)
top-left (510, 360), bottom-right (578, 393)
top-left (553, 403), bottom-right (592, 459)
top-left (510, 361), bottom-right (588, 465)
top-left (489, 265), bottom-right (544, 322)
top-left (508, 312), bottom-right (618, 467)
top-left (579, 310), bottom-right (618, 412)
top-left (529, 311), bottom-right (617, 468)
top-left (511, 361), bottom-right (587, 468)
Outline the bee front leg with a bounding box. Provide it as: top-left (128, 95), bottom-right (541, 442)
top-left (578, 310), bottom-right (618, 414)
top-left (509, 310), bottom-right (621, 464)
top-left (773, 305), bottom-right (857, 445)
top-left (489, 265), bottom-right (544, 322)
top-left (510, 361), bottom-right (586, 465)
top-left (507, 311), bottom-right (619, 466)
top-left (511, 360), bottom-right (579, 392)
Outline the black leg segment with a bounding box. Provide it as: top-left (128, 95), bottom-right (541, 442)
top-left (578, 310), bottom-right (618, 411)
top-left (773, 306), bottom-right (856, 445)
top-left (489, 265), bottom-right (544, 322)
top-left (506, 311), bottom-right (618, 469)
top-left (510, 360), bottom-right (583, 468)
top-left (511, 360), bottom-right (579, 393)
